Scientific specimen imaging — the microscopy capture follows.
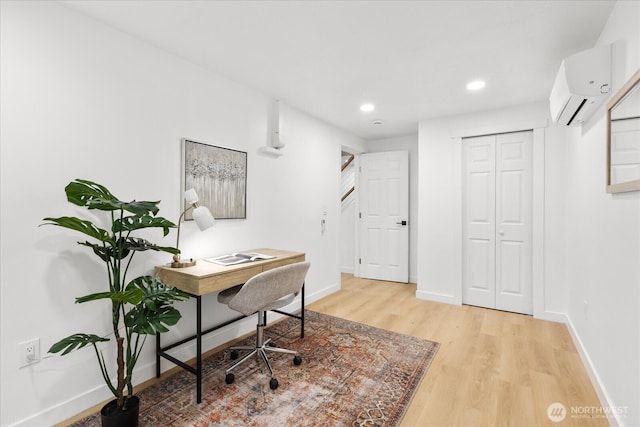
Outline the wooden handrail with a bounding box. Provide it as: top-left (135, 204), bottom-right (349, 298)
top-left (341, 186), bottom-right (355, 202)
top-left (341, 155), bottom-right (355, 171)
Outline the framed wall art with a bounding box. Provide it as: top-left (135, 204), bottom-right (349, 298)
top-left (182, 138), bottom-right (247, 219)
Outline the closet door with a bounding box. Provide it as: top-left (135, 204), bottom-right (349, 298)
top-left (462, 131), bottom-right (533, 315)
top-left (462, 135), bottom-right (496, 309)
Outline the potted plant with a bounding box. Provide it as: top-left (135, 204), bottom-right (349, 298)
top-left (42, 179), bottom-right (188, 426)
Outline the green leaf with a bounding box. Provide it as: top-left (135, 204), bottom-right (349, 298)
top-left (75, 288), bottom-right (143, 305)
top-left (119, 200), bottom-right (161, 216)
top-left (40, 217), bottom-right (111, 243)
top-left (123, 276), bottom-right (188, 334)
top-left (65, 179), bottom-right (164, 216)
top-left (78, 241), bottom-right (126, 262)
top-left (128, 276), bottom-right (189, 304)
top-left (120, 237), bottom-right (179, 256)
top-left (78, 236), bottom-right (178, 263)
top-left (113, 214), bottom-right (176, 237)
top-left (113, 288), bottom-right (144, 305)
top-left (65, 179), bottom-right (120, 210)
top-left (151, 244), bottom-right (180, 255)
top-left (125, 305), bottom-right (183, 335)
top-left (75, 292), bottom-right (112, 304)
top-left (48, 333), bottom-right (109, 356)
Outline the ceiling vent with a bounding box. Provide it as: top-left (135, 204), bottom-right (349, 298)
top-left (549, 44), bottom-right (611, 126)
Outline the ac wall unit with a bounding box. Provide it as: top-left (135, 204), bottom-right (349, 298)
top-left (549, 44), bottom-right (611, 126)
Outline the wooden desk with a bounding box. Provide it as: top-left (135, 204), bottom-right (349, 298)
top-left (155, 248), bottom-right (306, 403)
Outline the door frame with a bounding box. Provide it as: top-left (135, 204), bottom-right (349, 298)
top-left (451, 119), bottom-right (558, 320)
top-left (461, 131), bottom-right (534, 314)
top-left (338, 145), bottom-right (364, 280)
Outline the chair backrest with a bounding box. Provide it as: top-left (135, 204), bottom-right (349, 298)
top-left (228, 262), bottom-right (310, 316)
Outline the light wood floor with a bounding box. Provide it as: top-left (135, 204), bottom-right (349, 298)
top-left (61, 274), bottom-right (608, 426)
top-left (307, 274), bottom-right (608, 427)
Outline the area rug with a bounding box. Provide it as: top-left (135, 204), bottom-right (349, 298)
top-left (70, 310), bottom-right (439, 426)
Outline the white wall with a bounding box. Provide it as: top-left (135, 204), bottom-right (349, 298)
top-left (0, 2), bottom-right (365, 426)
top-left (367, 135), bottom-right (419, 283)
top-left (417, 1), bottom-right (639, 425)
top-left (563, 1), bottom-right (640, 425)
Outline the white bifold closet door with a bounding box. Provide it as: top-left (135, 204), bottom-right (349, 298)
top-left (462, 131), bottom-right (533, 315)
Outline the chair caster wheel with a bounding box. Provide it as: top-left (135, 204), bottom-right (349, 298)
top-left (230, 350), bottom-right (239, 360)
top-left (225, 373), bottom-right (235, 384)
top-left (269, 378), bottom-right (279, 390)
top-left (293, 355), bottom-right (302, 365)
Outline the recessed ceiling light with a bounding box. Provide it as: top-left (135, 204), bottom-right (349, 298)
top-left (360, 103), bottom-right (375, 112)
top-left (466, 80), bottom-right (486, 91)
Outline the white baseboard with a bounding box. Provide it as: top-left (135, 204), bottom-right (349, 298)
top-left (7, 385), bottom-right (113, 427)
top-left (563, 314), bottom-right (621, 427)
top-left (534, 309), bottom-right (567, 323)
top-left (415, 289), bottom-right (459, 305)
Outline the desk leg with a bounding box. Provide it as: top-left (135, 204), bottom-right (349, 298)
top-left (196, 295), bottom-right (202, 404)
top-left (301, 282), bottom-right (305, 338)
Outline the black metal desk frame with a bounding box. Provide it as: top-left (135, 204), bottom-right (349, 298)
top-left (155, 284), bottom-right (304, 403)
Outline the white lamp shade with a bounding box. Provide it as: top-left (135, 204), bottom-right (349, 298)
top-left (184, 188), bottom-right (199, 205)
top-left (192, 205), bottom-right (215, 231)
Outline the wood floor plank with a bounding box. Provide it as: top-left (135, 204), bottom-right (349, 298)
top-left (307, 274), bottom-right (609, 427)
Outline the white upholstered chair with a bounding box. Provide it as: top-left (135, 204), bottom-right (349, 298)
top-left (217, 261), bottom-right (310, 389)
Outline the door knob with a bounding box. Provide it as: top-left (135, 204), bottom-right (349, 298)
top-left (396, 220), bottom-right (408, 226)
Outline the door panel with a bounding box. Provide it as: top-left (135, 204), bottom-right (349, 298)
top-left (495, 132), bottom-right (532, 314)
top-left (463, 132), bottom-right (533, 315)
top-left (467, 238), bottom-right (494, 308)
top-left (462, 135), bottom-right (496, 307)
top-left (359, 151), bottom-right (409, 283)
top-left (499, 241), bottom-right (523, 293)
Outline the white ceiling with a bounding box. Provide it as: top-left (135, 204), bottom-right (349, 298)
top-left (59, 0), bottom-right (616, 141)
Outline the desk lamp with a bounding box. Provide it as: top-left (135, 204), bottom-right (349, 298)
top-left (172, 188), bottom-right (215, 268)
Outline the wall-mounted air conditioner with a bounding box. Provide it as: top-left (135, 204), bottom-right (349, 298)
top-left (549, 44), bottom-right (611, 126)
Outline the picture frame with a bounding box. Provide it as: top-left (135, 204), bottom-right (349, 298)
top-left (606, 69), bottom-right (640, 193)
top-left (182, 138), bottom-right (247, 220)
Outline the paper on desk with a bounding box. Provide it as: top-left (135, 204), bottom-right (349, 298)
top-left (205, 252), bottom-right (276, 266)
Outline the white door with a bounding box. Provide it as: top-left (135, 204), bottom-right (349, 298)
top-left (359, 151), bottom-right (409, 283)
top-left (462, 135), bottom-right (497, 308)
top-left (462, 132), bottom-right (533, 314)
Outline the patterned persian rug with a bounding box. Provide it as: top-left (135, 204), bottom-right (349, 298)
top-left (71, 310), bottom-right (439, 426)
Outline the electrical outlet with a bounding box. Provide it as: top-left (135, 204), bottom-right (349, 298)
top-left (19, 338), bottom-right (40, 368)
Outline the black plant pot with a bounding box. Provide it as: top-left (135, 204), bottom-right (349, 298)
top-left (100, 395), bottom-right (140, 427)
